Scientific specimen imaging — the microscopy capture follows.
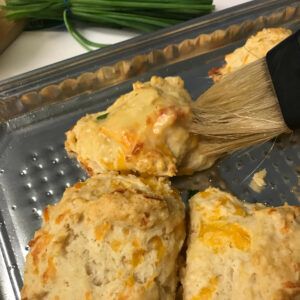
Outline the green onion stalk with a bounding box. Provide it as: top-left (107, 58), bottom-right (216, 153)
top-left (2, 0), bottom-right (214, 50)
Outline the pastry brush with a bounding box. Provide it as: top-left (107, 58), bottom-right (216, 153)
top-left (190, 29), bottom-right (300, 157)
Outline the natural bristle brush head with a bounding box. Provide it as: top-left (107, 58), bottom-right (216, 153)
top-left (190, 58), bottom-right (291, 157)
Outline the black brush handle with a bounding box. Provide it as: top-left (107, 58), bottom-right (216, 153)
top-left (266, 29), bottom-right (300, 130)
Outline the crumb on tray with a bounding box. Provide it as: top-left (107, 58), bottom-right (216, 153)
top-left (249, 169), bottom-right (267, 193)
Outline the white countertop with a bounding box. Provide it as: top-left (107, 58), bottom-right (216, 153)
top-left (0, 0), bottom-right (251, 81)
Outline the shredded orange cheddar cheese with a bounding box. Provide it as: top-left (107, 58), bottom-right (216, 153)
top-left (199, 222), bottom-right (250, 252)
top-left (42, 257), bottom-right (56, 284)
top-left (85, 291), bottom-right (92, 300)
top-left (30, 232), bottom-right (53, 267)
top-left (192, 277), bottom-right (218, 300)
top-left (198, 190), bottom-right (212, 199)
top-left (131, 239), bottom-right (140, 248)
top-left (131, 249), bottom-right (145, 267)
top-left (43, 207), bottom-right (50, 223)
top-left (55, 210), bottom-right (70, 225)
top-left (94, 223), bottom-right (111, 241)
top-left (110, 240), bottom-right (122, 252)
top-left (149, 236), bottom-right (165, 261)
top-left (125, 274), bottom-right (135, 287)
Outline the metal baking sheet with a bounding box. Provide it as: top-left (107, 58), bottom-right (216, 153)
top-left (1, 0), bottom-right (300, 298)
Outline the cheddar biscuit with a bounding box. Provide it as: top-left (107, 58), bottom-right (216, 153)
top-left (65, 76), bottom-right (217, 177)
top-left (182, 188), bottom-right (300, 300)
top-left (209, 28), bottom-right (292, 82)
top-left (22, 174), bottom-right (185, 300)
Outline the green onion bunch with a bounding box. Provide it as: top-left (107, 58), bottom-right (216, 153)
top-left (2, 0), bottom-right (214, 49)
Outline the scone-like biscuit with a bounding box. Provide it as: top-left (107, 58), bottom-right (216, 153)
top-left (182, 188), bottom-right (300, 300)
top-left (209, 28), bottom-right (292, 82)
top-left (22, 174), bottom-right (185, 300)
top-left (65, 76), bottom-right (217, 176)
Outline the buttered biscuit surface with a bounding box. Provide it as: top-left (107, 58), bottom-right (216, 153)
top-left (65, 76), bottom-right (216, 177)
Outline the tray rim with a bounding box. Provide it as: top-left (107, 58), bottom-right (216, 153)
top-left (1, 0), bottom-right (299, 124)
top-left (1, 0), bottom-right (300, 299)
top-left (0, 1), bottom-right (296, 94)
top-left (1, 0), bottom-right (269, 89)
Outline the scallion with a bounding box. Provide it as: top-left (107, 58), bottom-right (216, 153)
top-left (96, 112), bottom-right (109, 120)
top-left (2, 0), bottom-right (214, 49)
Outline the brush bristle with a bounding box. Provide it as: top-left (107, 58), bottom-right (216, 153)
top-left (190, 58), bottom-right (291, 156)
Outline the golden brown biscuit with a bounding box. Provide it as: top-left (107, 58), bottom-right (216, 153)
top-left (65, 76), bottom-right (217, 177)
top-left (182, 188), bottom-right (300, 300)
top-left (209, 28), bottom-right (292, 82)
top-left (22, 174), bottom-right (185, 300)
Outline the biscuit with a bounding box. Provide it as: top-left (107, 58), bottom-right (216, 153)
top-left (22, 174), bottom-right (185, 300)
top-left (182, 188), bottom-right (300, 300)
top-left (209, 28), bottom-right (292, 82)
top-left (65, 76), bottom-right (217, 177)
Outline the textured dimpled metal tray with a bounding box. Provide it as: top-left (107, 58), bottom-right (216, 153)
top-left (1, 0), bottom-right (300, 298)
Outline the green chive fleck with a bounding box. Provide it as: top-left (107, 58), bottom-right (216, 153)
top-left (96, 112), bottom-right (109, 120)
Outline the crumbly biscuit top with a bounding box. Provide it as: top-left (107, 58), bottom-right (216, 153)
top-left (183, 187), bottom-right (300, 300)
top-left (209, 28), bottom-right (292, 82)
top-left (22, 174), bottom-right (185, 300)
